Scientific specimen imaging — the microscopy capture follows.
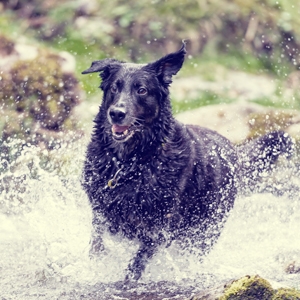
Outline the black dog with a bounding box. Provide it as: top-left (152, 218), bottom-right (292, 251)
top-left (81, 42), bottom-right (292, 281)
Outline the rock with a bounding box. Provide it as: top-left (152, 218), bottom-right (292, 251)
top-left (0, 34), bottom-right (15, 56)
top-left (0, 34), bottom-right (82, 151)
top-left (188, 275), bottom-right (300, 300)
top-left (286, 123), bottom-right (300, 140)
top-left (273, 288), bottom-right (300, 299)
top-left (246, 110), bottom-right (296, 140)
top-left (171, 71), bottom-right (276, 103)
top-left (14, 43), bottom-right (39, 60)
top-left (176, 101), bottom-right (268, 143)
top-left (176, 101), bottom-right (300, 144)
top-left (219, 275), bottom-right (274, 300)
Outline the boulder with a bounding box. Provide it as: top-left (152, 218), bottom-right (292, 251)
top-left (219, 275), bottom-right (274, 300)
top-left (0, 34), bottom-right (82, 151)
top-left (176, 101), bottom-right (300, 144)
top-left (188, 275), bottom-right (300, 300)
top-left (273, 288), bottom-right (300, 300)
top-left (176, 101), bottom-right (268, 143)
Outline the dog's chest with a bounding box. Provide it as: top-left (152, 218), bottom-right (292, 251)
top-left (91, 155), bottom-right (184, 235)
top-left (104, 157), bottom-right (179, 197)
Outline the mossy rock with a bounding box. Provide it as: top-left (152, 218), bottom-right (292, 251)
top-left (273, 288), bottom-right (300, 300)
top-left (0, 34), bottom-right (82, 155)
top-left (0, 49), bottom-right (80, 131)
top-left (0, 34), bottom-right (15, 55)
top-left (0, 35), bottom-right (83, 180)
top-left (188, 276), bottom-right (300, 300)
top-left (219, 275), bottom-right (274, 300)
top-left (247, 111), bottom-right (295, 140)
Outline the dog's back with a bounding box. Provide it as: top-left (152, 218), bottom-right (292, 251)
top-left (82, 42), bottom-right (293, 281)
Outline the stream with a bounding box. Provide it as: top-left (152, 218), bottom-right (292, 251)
top-left (1, 137), bottom-right (300, 299)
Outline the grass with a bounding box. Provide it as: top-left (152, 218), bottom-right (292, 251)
top-left (1, 8), bottom-right (299, 112)
top-left (49, 30), bottom-right (106, 96)
top-left (250, 82), bottom-right (300, 110)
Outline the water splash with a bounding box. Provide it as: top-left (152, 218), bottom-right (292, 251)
top-left (203, 193), bottom-right (300, 287)
top-left (1, 138), bottom-right (300, 299)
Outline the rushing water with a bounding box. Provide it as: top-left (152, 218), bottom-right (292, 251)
top-left (1, 137), bottom-right (300, 299)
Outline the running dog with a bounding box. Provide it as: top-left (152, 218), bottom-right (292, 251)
top-left (81, 42), bottom-right (293, 281)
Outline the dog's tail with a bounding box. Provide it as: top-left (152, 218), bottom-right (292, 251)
top-left (237, 131), bottom-right (294, 192)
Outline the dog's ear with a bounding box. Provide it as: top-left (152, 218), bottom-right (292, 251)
top-left (82, 58), bottom-right (122, 80)
top-left (147, 41), bottom-right (187, 85)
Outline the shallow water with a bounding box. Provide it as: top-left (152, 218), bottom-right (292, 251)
top-left (1, 139), bottom-right (300, 299)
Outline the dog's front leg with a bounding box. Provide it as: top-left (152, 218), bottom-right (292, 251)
top-left (89, 212), bottom-right (106, 255)
top-left (125, 235), bottom-right (157, 281)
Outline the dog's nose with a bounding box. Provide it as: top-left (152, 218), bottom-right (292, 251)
top-left (109, 108), bottom-right (126, 123)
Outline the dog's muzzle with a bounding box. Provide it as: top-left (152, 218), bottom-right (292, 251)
top-left (108, 107), bottom-right (135, 142)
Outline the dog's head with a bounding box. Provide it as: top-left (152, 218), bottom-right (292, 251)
top-left (82, 42), bottom-right (186, 142)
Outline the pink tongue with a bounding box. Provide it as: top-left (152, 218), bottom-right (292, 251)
top-left (112, 124), bottom-right (129, 133)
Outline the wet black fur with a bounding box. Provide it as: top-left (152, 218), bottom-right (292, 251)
top-left (82, 43), bottom-right (293, 281)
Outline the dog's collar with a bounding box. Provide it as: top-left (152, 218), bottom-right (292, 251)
top-left (107, 165), bottom-right (123, 188)
top-left (107, 157), bottom-right (137, 189)
top-left (107, 142), bottom-right (165, 189)
top-left (107, 156), bottom-right (126, 189)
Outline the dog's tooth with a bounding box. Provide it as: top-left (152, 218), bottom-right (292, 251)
top-left (124, 129), bottom-right (128, 135)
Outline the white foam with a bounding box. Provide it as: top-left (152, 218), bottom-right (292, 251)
top-left (1, 141), bottom-right (300, 298)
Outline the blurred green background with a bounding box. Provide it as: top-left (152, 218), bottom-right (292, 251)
top-left (0, 2), bottom-right (299, 79)
top-left (1, 0), bottom-right (300, 114)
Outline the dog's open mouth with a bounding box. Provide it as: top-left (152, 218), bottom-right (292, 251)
top-left (111, 124), bottom-right (134, 141)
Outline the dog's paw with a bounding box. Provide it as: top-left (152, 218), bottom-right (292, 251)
top-left (125, 268), bottom-right (142, 282)
top-left (125, 260), bottom-right (144, 282)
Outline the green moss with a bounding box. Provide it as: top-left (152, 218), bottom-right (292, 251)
top-left (172, 91), bottom-right (234, 114)
top-left (273, 288), bottom-right (300, 300)
top-left (0, 49), bottom-right (80, 131)
top-left (219, 275), bottom-right (274, 300)
top-left (0, 39), bottom-right (82, 155)
top-left (247, 111), bottom-right (295, 140)
top-left (0, 37), bottom-right (82, 174)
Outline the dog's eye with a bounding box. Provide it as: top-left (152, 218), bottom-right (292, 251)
top-left (137, 87), bottom-right (147, 95)
top-left (110, 85), bottom-right (117, 93)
